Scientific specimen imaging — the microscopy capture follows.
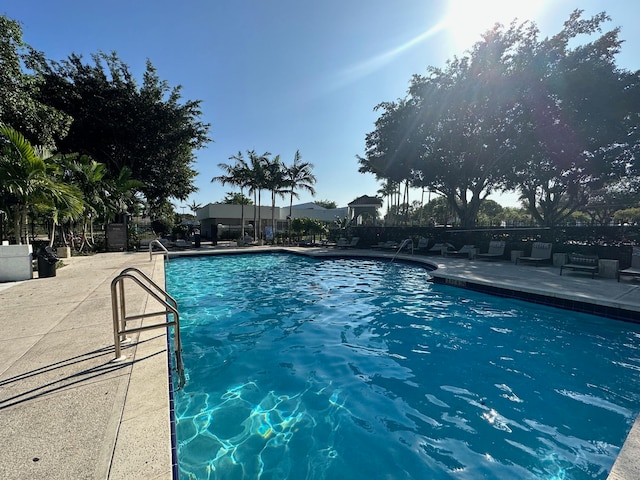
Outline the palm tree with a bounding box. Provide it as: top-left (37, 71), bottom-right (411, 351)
top-left (263, 155), bottom-right (288, 240)
top-left (188, 201), bottom-right (202, 216)
top-left (245, 150), bottom-right (271, 241)
top-left (212, 152), bottom-right (250, 238)
top-left (104, 166), bottom-right (143, 222)
top-left (285, 150), bottom-right (316, 218)
top-left (377, 180), bottom-right (398, 226)
top-left (0, 124), bottom-right (83, 245)
top-left (54, 154), bottom-right (108, 250)
top-left (281, 150), bottom-right (315, 243)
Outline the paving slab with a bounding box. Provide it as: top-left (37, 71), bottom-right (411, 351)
top-left (0, 251), bottom-right (172, 480)
top-left (0, 378), bottom-right (123, 480)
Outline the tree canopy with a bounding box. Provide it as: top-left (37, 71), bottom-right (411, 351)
top-left (35, 52), bottom-right (211, 212)
top-left (314, 199), bottom-right (337, 209)
top-left (1, 13), bottom-right (211, 246)
top-left (0, 16), bottom-right (71, 148)
top-left (508, 11), bottom-right (640, 226)
top-left (360, 10), bottom-right (640, 227)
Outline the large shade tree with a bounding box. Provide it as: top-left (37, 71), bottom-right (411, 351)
top-left (0, 15), bottom-right (71, 148)
top-left (222, 192), bottom-right (252, 205)
top-left (508, 11), bottom-right (640, 226)
top-left (35, 52), bottom-right (211, 213)
top-left (359, 98), bottom-right (421, 225)
top-left (361, 10), bottom-right (640, 228)
top-left (582, 177), bottom-right (640, 225)
top-left (362, 40), bottom-right (522, 228)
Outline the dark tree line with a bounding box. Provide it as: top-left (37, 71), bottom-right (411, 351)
top-left (359, 10), bottom-right (640, 228)
top-left (35, 53), bottom-right (211, 212)
top-left (1, 15), bottom-right (210, 219)
top-left (0, 16), bottom-right (71, 149)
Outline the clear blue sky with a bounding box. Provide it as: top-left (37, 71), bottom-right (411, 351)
top-left (3, 1), bottom-right (639, 210)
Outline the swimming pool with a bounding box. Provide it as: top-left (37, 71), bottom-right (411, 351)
top-left (166, 253), bottom-right (640, 479)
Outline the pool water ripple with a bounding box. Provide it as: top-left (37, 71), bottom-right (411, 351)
top-left (167, 254), bottom-right (640, 479)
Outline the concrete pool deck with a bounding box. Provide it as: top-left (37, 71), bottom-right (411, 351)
top-left (0, 246), bottom-right (639, 479)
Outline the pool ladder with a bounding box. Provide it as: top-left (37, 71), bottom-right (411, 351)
top-left (149, 239), bottom-right (169, 261)
top-left (391, 238), bottom-right (413, 262)
top-left (110, 267), bottom-right (185, 389)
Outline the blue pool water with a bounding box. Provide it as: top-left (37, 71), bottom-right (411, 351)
top-left (166, 253), bottom-right (640, 480)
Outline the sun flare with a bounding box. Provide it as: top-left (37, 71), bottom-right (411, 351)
top-left (444, 0), bottom-right (547, 52)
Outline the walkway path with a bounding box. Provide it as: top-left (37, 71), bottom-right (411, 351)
top-left (0, 252), bottom-right (172, 480)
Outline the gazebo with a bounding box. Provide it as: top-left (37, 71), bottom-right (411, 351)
top-left (348, 195), bottom-right (383, 225)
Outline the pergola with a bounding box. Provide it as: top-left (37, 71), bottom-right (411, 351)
top-left (348, 195), bottom-right (383, 225)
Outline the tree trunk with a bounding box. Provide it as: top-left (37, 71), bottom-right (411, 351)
top-left (288, 195), bottom-right (294, 245)
top-left (240, 187), bottom-right (246, 238)
top-left (252, 190), bottom-right (258, 241)
top-left (11, 206), bottom-right (22, 245)
top-left (13, 206), bottom-right (29, 245)
top-left (257, 190), bottom-right (262, 241)
top-left (49, 221), bottom-right (57, 248)
top-left (78, 220), bottom-right (89, 252)
top-left (89, 216), bottom-right (95, 245)
top-left (271, 190), bottom-right (276, 240)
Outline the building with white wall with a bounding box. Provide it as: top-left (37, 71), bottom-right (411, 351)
top-left (196, 202), bottom-right (349, 240)
top-left (196, 195), bottom-right (383, 241)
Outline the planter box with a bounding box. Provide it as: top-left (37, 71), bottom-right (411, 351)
top-left (0, 245), bottom-right (33, 282)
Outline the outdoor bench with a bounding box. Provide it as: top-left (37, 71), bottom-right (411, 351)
top-left (559, 253), bottom-right (599, 278)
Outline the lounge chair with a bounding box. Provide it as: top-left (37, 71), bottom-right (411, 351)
top-left (372, 240), bottom-right (398, 250)
top-left (476, 241), bottom-right (506, 261)
top-left (173, 239), bottom-right (191, 249)
top-left (239, 235), bottom-right (257, 246)
top-left (445, 244), bottom-right (475, 258)
top-left (618, 247), bottom-right (640, 282)
top-left (560, 253), bottom-right (599, 278)
top-left (516, 242), bottom-right (553, 266)
top-left (425, 242), bottom-right (454, 255)
top-left (415, 237), bottom-right (429, 251)
top-left (336, 237), bottom-right (359, 248)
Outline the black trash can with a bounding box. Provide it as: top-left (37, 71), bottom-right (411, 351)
top-left (194, 233), bottom-right (201, 248)
top-left (37, 246), bottom-right (59, 278)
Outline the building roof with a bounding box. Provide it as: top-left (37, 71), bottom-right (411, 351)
top-left (348, 195), bottom-right (383, 207)
top-left (291, 202), bottom-right (327, 210)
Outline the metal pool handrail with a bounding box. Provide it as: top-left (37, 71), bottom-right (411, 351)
top-left (149, 239), bottom-right (169, 261)
top-left (391, 238), bottom-right (413, 262)
top-left (110, 267), bottom-right (185, 389)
